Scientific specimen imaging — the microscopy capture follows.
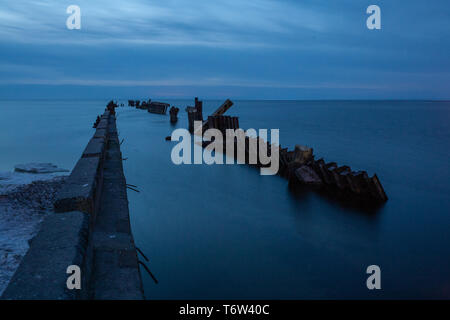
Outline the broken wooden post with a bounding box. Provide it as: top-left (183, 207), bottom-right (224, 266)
top-left (226, 116), bottom-right (232, 130)
top-left (187, 110), bottom-right (195, 133)
top-left (187, 97), bottom-right (205, 133)
top-left (194, 97), bottom-right (203, 121)
top-left (169, 106), bottom-right (179, 123)
top-left (194, 99), bottom-right (235, 135)
top-left (212, 99), bottom-right (234, 116)
top-left (232, 117), bottom-right (239, 129)
top-left (207, 116), bottom-right (214, 130)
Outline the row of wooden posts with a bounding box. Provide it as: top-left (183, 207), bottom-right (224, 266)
top-left (188, 97), bottom-right (388, 204)
top-left (128, 99), bottom-right (170, 115)
top-left (125, 96), bottom-right (388, 204)
top-left (206, 115), bottom-right (240, 133)
top-left (187, 97), bottom-right (204, 132)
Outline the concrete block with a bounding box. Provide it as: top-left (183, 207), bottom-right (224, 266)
top-left (96, 119), bottom-right (108, 130)
top-left (368, 174), bottom-right (388, 202)
top-left (82, 138), bottom-right (105, 158)
top-left (92, 249), bottom-right (144, 300)
top-left (350, 171), bottom-right (369, 194)
top-left (54, 157), bottom-right (100, 214)
top-left (94, 128), bottom-right (107, 140)
top-left (332, 166), bottom-right (351, 189)
top-left (118, 249), bottom-right (139, 268)
top-left (1, 211), bottom-right (91, 300)
top-left (294, 165), bottom-right (323, 187)
top-left (324, 162), bottom-right (337, 185)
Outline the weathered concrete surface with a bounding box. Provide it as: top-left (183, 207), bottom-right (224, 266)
top-left (82, 138), bottom-right (105, 158)
top-left (96, 119), bottom-right (108, 130)
top-left (2, 109), bottom-right (143, 300)
top-left (90, 116), bottom-right (144, 300)
top-left (53, 157), bottom-right (101, 214)
top-left (1, 211), bottom-right (91, 300)
top-left (93, 128), bottom-right (107, 140)
top-left (0, 177), bottom-right (67, 296)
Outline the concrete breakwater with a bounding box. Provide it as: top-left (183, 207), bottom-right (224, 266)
top-left (1, 106), bottom-right (144, 299)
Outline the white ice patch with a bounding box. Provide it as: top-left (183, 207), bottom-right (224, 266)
top-left (0, 203), bottom-right (44, 296)
top-left (14, 163), bottom-right (69, 174)
top-left (0, 163), bottom-right (68, 194)
top-left (0, 164), bottom-right (68, 295)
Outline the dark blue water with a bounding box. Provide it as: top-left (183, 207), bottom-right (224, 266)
top-left (1, 100), bottom-right (449, 299)
top-left (116, 100), bottom-right (450, 299)
top-left (0, 100), bottom-right (105, 172)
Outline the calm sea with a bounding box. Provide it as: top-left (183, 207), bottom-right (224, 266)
top-left (1, 100), bottom-right (449, 299)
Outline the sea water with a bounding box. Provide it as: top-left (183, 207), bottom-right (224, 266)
top-left (1, 100), bottom-right (449, 298)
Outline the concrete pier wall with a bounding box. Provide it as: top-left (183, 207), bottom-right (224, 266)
top-left (1, 109), bottom-right (144, 300)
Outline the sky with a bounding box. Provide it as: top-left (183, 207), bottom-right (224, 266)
top-left (0, 0), bottom-right (449, 99)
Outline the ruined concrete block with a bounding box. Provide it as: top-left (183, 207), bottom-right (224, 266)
top-left (294, 165), bottom-right (323, 187)
top-left (367, 174), bottom-right (388, 202)
top-left (355, 171), bottom-right (369, 192)
top-left (320, 161), bottom-right (337, 184)
top-left (332, 166), bottom-right (351, 189)
top-left (293, 145), bottom-right (313, 165)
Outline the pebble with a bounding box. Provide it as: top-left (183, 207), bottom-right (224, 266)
top-left (2, 177), bottom-right (66, 212)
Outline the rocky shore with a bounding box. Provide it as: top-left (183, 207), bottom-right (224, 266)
top-left (0, 175), bottom-right (66, 295)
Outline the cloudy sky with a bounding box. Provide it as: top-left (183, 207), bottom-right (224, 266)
top-left (0, 0), bottom-right (449, 99)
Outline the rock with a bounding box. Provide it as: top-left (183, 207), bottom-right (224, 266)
top-left (293, 145), bottom-right (313, 164)
top-left (14, 163), bottom-right (69, 174)
top-left (294, 165), bottom-right (323, 186)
